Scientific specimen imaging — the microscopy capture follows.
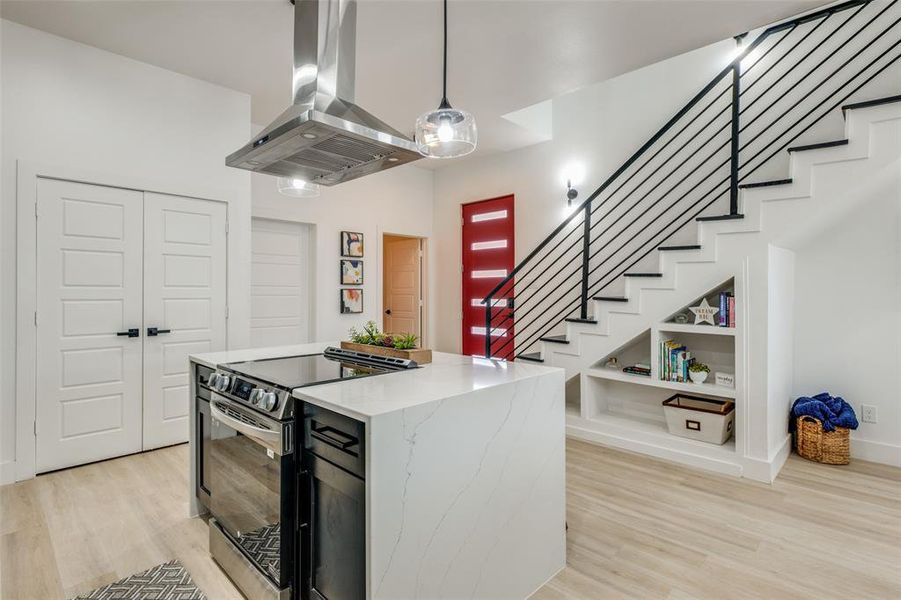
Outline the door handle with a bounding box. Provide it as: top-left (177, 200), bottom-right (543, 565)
top-left (385, 309), bottom-right (392, 315)
top-left (147, 327), bottom-right (171, 336)
top-left (116, 328), bottom-right (139, 338)
top-left (310, 424), bottom-right (359, 451)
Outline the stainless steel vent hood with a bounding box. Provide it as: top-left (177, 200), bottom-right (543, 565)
top-left (226, 0), bottom-right (421, 186)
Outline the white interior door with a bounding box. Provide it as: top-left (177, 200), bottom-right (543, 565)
top-left (383, 236), bottom-right (422, 338)
top-left (142, 192), bottom-right (227, 450)
top-left (251, 218), bottom-right (311, 347)
top-left (36, 178), bottom-right (144, 473)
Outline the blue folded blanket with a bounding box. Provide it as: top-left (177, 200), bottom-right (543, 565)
top-left (791, 392), bottom-right (858, 432)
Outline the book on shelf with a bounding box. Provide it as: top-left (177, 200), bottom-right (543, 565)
top-left (659, 339), bottom-right (693, 383)
top-left (717, 291), bottom-right (736, 328)
top-left (622, 363), bottom-right (651, 377)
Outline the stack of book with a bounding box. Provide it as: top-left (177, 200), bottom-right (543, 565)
top-left (718, 291), bottom-right (735, 328)
top-left (622, 363), bottom-right (651, 377)
top-left (660, 339), bottom-right (694, 383)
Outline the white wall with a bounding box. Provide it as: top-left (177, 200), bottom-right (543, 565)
top-left (251, 154), bottom-right (434, 346)
top-left (432, 39), bottom-right (737, 354)
top-left (0, 20), bottom-right (253, 481)
top-left (792, 191), bottom-right (901, 466)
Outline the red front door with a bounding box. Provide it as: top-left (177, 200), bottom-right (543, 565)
top-left (462, 195), bottom-right (515, 358)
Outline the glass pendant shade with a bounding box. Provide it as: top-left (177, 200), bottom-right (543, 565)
top-left (416, 106), bottom-right (477, 158)
top-left (277, 177), bottom-right (320, 198)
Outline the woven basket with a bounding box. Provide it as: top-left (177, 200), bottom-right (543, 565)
top-left (795, 416), bottom-right (850, 465)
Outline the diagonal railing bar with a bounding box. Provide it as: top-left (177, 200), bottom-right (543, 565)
top-left (739, 22), bottom-right (818, 96)
top-left (483, 0), bottom-right (900, 359)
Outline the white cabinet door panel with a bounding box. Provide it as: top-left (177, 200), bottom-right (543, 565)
top-left (36, 178), bottom-right (144, 473)
top-left (250, 218), bottom-right (310, 347)
top-left (142, 193), bottom-right (227, 450)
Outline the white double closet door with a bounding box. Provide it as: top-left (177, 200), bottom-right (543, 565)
top-left (35, 178), bottom-right (227, 473)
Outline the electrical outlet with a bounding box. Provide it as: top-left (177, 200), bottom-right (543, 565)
top-left (861, 404), bottom-right (878, 424)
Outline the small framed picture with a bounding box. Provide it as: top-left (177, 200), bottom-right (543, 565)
top-left (340, 289), bottom-right (363, 314)
top-left (341, 231), bottom-right (364, 257)
top-left (341, 259), bottom-right (364, 285)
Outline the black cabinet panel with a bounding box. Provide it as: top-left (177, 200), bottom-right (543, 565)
top-left (195, 362), bottom-right (214, 510)
top-left (196, 398), bottom-right (212, 509)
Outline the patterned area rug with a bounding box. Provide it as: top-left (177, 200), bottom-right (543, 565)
top-left (72, 559), bottom-right (205, 600)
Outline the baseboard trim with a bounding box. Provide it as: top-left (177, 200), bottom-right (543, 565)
top-left (0, 460), bottom-right (17, 486)
top-left (566, 423), bottom-right (744, 478)
top-left (741, 435), bottom-right (791, 483)
top-left (851, 437), bottom-right (901, 466)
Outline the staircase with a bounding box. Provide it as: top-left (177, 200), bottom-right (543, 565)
top-left (480, 0), bottom-right (901, 481)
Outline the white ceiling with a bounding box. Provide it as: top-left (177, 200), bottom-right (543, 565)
top-left (2, 0), bottom-right (828, 160)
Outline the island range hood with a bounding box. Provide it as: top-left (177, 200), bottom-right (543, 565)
top-left (226, 0), bottom-right (421, 186)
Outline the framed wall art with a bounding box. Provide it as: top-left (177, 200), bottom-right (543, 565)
top-left (341, 259), bottom-right (364, 285)
top-left (340, 288), bottom-right (363, 314)
top-left (341, 231), bottom-right (364, 257)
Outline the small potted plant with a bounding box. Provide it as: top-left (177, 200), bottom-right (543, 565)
top-left (343, 321), bottom-right (432, 363)
top-left (688, 362), bottom-right (710, 384)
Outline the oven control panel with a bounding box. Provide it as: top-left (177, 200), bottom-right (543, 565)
top-left (211, 372), bottom-right (283, 415)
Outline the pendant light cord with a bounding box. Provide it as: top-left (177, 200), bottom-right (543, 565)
top-left (440, 0), bottom-right (451, 109)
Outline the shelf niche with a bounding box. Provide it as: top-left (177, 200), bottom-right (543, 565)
top-left (664, 277), bottom-right (736, 330)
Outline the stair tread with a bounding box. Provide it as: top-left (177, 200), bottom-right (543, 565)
top-left (696, 213), bottom-right (745, 222)
top-left (516, 352), bottom-right (544, 363)
top-left (842, 94), bottom-right (901, 112)
top-left (565, 317), bottom-right (598, 324)
top-left (593, 296), bottom-right (629, 302)
top-left (657, 244), bottom-right (701, 251)
top-left (787, 139), bottom-right (848, 153)
top-left (738, 178), bottom-right (792, 189)
top-left (624, 272), bottom-right (663, 277)
top-left (540, 335), bottom-right (570, 344)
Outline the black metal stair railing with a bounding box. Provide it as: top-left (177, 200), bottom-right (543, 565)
top-left (482, 0), bottom-right (901, 360)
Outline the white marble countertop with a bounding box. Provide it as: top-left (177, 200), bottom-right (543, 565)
top-left (189, 343), bottom-right (562, 421)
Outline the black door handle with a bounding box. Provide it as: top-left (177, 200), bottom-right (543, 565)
top-left (116, 328), bottom-right (139, 338)
top-left (311, 425), bottom-right (358, 451)
top-left (385, 309), bottom-right (392, 315)
top-left (147, 327), bottom-right (171, 336)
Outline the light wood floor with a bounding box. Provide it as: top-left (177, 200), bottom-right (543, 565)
top-left (1, 440), bottom-right (899, 599)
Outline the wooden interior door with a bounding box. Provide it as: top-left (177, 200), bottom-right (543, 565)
top-left (461, 195), bottom-right (515, 358)
top-left (383, 236), bottom-right (422, 338)
top-left (142, 192), bottom-right (227, 450)
top-left (35, 178), bottom-right (144, 473)
top-left (251, 218), bottom-right (311, 347)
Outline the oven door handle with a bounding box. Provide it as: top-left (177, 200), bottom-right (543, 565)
top-left (210, 401), bottom-right (284, 456)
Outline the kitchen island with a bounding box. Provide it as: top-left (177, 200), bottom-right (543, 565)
top-left (189, 343), bottom-right (566, 599)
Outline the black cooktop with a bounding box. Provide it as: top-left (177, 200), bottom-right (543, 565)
top-left (223, 347), bottom-right (417, 391)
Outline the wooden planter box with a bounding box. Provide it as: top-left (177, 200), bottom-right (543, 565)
top-left (340, 341), bottom-right (432, 364)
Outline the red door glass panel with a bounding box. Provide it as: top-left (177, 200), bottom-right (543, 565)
top-left (462, 195), bottom-right (515, 358)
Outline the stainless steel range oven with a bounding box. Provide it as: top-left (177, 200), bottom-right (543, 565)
top-left (209, 392), bottom-right (295, 599)
top-left (206, 347), bottom-right (416, 600)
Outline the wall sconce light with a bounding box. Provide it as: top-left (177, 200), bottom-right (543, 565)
top-left (566, 180), bottom-right (579, 206)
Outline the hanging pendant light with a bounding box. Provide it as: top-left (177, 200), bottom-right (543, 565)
top-left (277, 176), bottom-right (320, 198)
top-left (415, 0), bottom-right (477, 158)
